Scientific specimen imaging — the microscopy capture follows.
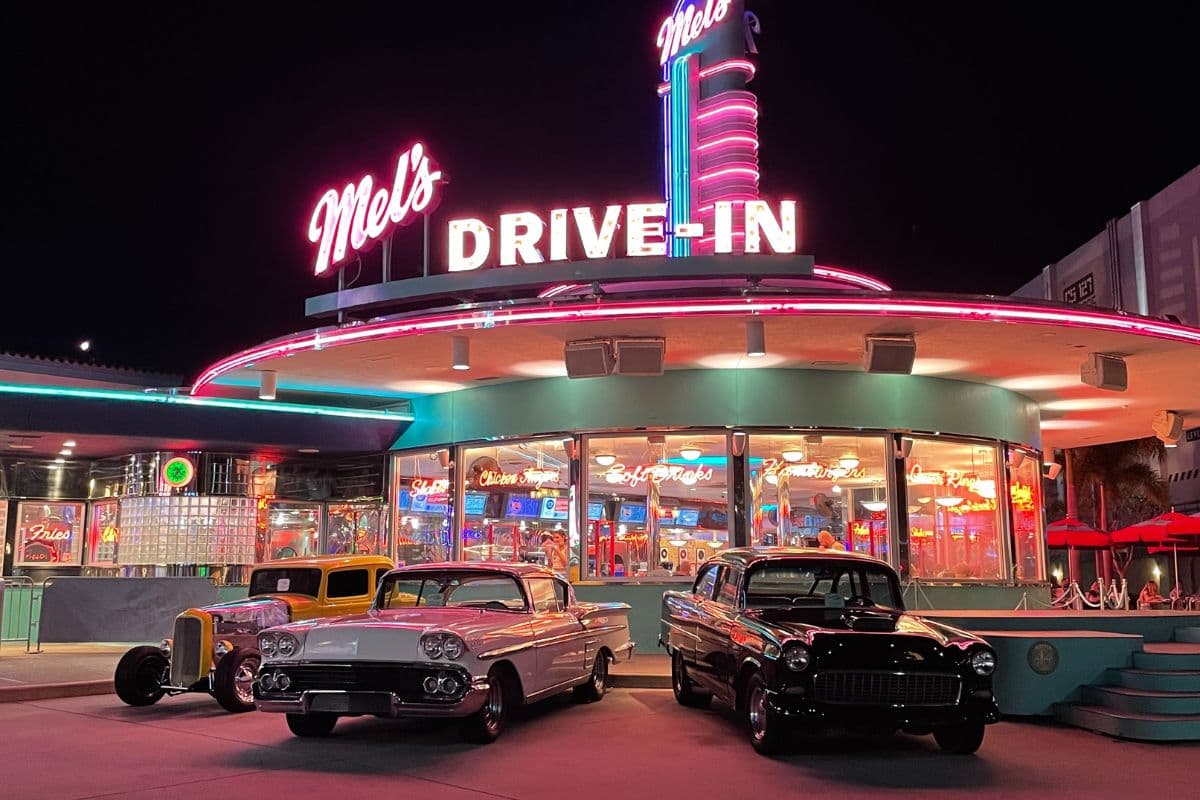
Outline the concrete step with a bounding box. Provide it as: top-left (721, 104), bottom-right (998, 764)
top-left (1053, 703), bottom-right (1200, 742)
top-left (1176, 627), bottom-right (1200, 644)
top-left (1133, 644), bottom-right (1200, 671)
top-left (1082, 685), bottom-right (1200, 715)
top-left (1114, 668), bottom-right (1200, 693)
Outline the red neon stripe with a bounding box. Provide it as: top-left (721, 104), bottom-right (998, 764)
top-left (192, 296), bottom-right (1200, 392)
top-left (698, 59), bottom-right (756, 80)
top-left (697, 166), bottom-right (760, 183)
top-left (813, 266), bottom-right (894, 292)
top-left (696, 102), bottom-right (758, 122)
top-left (696, 134), bottom-right (760, 152)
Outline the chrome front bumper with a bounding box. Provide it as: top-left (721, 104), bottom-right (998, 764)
top-left (256, 677), bottom-right (490, 718)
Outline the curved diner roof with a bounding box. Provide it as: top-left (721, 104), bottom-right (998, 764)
top-left (192, 264), bottom-right (1200, 452)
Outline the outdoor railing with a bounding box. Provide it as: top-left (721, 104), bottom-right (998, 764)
top-left (0, 576), bottom-right (38, 655)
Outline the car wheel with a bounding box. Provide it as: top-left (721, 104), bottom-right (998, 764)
top-left (462, 666), bottom-right (509, 743)
top-left (114, 646), bottom-right (169, 707)
top-left (671, 651), bottom-right (711, 709)
top-left (286, 713), bottom-right (337, 737)
top-left (574, 653), bottom-right (609, 703)
top-left (212, 648), bottom-right (261, 713)
top-left (933, 720), bottom-right (986, 754)
top-left (745, 672), bottom-right (787, 756)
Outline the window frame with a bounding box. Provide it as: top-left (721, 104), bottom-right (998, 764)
top-left (713, 565), bottom-right (743, 608)
top-left (526, 576), bottom-right (564, 613)
top-left (693, 562), bottom-right (722, 599)
top-left (324, 568), bottom-right (371, 600)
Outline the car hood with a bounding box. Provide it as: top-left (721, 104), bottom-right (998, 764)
top-left (269, 607), bottom-right (533, 662)
top-left (741, 607), bottom-right (985, 648)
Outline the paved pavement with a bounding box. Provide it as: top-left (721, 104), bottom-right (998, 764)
top-left (2, 689), bottom-right (1197, 800)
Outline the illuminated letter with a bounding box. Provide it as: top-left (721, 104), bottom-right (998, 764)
top-left (745, 200), bottom-right (797, 254)
top-left (573, 205), bottom-right (621, 259)
top-left (448, 218), bottom-right (491, 272)
top-left (626, 203), bottom-right (667, 257)
top-left (499, 212), bottom-right (546, 266)
top-left (714, 200), bottom-right (734, 253)
top-left (549, 209), bottom-right (569, 262)
top-left (365, 187), bottom-right (390, 239)
top-left (308, 180), bottom-right (373, 275)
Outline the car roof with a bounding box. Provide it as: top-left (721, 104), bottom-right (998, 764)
top-left (253, 555), bottom-right (394, 571)
top-left (715, 547), bottom-right (895, 571)
top-left (389, 561), bottom-right (559, 579)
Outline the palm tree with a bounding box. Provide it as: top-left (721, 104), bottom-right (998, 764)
top-left (1069, 437), bottom-right (1170, 532)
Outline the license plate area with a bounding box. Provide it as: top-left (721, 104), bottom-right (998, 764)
top-left (309, 692), bottom-right (392, 714)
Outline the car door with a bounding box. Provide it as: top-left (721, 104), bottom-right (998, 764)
top-left (320, 568), bottom-right (374, 615)
top-left (526, 576), bottom-right (585, 693)
top-left (692, 565), bottom-right (742, 698)
top-left (666, 563), bottom-right (720, 665)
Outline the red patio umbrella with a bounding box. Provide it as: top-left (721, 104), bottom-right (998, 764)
top-left (1046, 517), bottom-right (1109, 585)
top-left (1112, 512), bottom-right (1200, 596)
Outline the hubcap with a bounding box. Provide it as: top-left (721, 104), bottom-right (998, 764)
top-left (137, 660), bottom-right (164, 697)
top-left (594, 657), bottom-right (608, 692)
top-left (482, 681), bottom-right (503, 732)
top-left (234, 660), bottom-right (259, 705)
top-left (673, 657), bottom-right (684, 695)
top-left (748, 685), bottom-right (768, 740)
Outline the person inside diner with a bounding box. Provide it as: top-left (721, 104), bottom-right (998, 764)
top-left (1138, 579), bottom-right (1167, 609)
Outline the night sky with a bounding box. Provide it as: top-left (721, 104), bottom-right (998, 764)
top-left (5, 2), bottom-right (1197, 378)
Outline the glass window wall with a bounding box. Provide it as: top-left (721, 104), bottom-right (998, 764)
top-left (584, 433), bottom-right (729, 579)
top-left (748, 433), bottom-right (891, 560)
top-left (392, 448), bottom-right (454, 564)
top-left (460, 439), bottom-right (573, 572)
top-left (1008, 448), bottom-right (1046, 582)
top-left (904, 439), bottom-right (1004, 581)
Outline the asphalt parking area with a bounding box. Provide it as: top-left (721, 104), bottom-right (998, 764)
top-left (2, 689), bottom-right (1196, 799)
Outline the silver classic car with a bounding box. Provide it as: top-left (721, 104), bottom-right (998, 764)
top-left (254, 562), bottom-right (634, 742)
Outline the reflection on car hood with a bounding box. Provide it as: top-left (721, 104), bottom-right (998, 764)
top-left (742, 607), bottom-right (984, 648)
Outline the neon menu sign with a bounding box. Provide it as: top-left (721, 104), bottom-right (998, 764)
top-left (602, 463), bottom-right (714, 488)
top-left (410, 478), bottom-right (450, 496)
top-left (474, 468), bottom-right (560, 489)
top-left (308, 143), bottom-right (444, 276)
top-left (761, 459), bottom-right (867, 481)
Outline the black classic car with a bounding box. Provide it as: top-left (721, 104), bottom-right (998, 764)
top-left (661, 548), bottom-right (999, 755)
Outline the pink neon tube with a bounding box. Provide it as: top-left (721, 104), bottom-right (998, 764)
top-left (696, 102), bottom-right (758, 122)
top-left (696, 134), bottom-right (760, 152)
top-left (697, 166), bottom-right (760, 183)
top-left (192, 296), bottom-right (1200, 392)
top-left (698, 59), bottom-right (756, 80)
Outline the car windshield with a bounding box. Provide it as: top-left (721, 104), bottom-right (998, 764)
top-left (744, 559), bottom-right (904, 610)
top-left (249, 568), bottom-right (322, 598)
top-left (375, 570), bottom-right (528, 612)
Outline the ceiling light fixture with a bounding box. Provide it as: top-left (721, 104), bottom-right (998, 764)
top-left (781, 448), bottom-right (805, 463)
top-left (764, 473), bottom-right (778, 485)
top-left (679, 444), bottom-right (702, 461)
top-left (63, 440), bottom-right (77, 448)
top-left (594, 453), bottom-right (616, 467)
top-left (917, 496), bottom-right (933, 504)
top-left (745, 319), bottom-right (765, 358)
top-left (935, 496), bottom-right (964, 507)
top-left (838, 456), bottom-right (860, 470)
top-left (60, 449), bottom-right (73, 456)
top-left (259, 370), bottom-right (278, 400)
top-left (54, 457), bottom-right (66, 464)
top-left (451, 336), bottom-right (470, 371)
top-left (831, 483), bottom-right (842, 494)
top-left (861, 501), bottom-right (888, 512)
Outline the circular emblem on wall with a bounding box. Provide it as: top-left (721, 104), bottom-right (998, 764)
top-left (1027, 641), bottom-right (1059, 675)
top-left (162, 456), bottom-right (195, 488)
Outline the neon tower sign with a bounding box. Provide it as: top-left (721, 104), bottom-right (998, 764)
top-left (657, 0), bottom-right (761, 258)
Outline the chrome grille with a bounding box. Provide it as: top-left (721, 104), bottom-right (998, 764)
top-left (261, 662), bottom-right (466, 703)
top-left (813, 671), bottom-right (960, 707)
top-left (170, 616), bottom-right (203, 687)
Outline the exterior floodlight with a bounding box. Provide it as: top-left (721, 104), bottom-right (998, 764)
top-left (452, 336), bottom-right (470, 371)
top-left (259, 370), bottom-right (278, 400)
top-left (746, 319), bottom-right (766, 357)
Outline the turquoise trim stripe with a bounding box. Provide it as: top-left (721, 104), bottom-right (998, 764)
top-left (669, 55), bottom-right (692, 257)
top-left (0, 383), bottom-right (412, 421)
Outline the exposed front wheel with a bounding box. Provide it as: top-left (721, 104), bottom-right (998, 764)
top-left (286, 712), bottom-right (337, 737)
top-left (462, 667), bottom-right (509, 743)
top-left (114, 646), bottom-right (168, 707)
top-left (671, 651), bottom-right (711, 709)
top-left (745, 672), bottom-right (787, 756)
top-left (212, 648), bottom-right (261, 713)
top-left (933, 720), bottom-right (986, 754)
top-left (574, 654), bottom-right (609, 703)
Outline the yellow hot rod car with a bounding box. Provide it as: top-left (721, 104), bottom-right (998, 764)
top-left (114, 555), bottom-right (393, 712)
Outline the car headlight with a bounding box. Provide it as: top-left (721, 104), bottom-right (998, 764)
top-left (258, 633), bottom-right (278, 657)
top-left (421, 633), bottom-right (466, 660)
top-left (159, 638), bottom-right (172, 658)
top-left (277, 633), bottom-right (299, 658)
top-left (214, 640), bottom-right (233, 658)
top-left (441, 635), bottom-right (466, 660)
top-left (970, 649), bottom-right (997, 676)
top-left (783, 645), bottom-right (811, 672)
